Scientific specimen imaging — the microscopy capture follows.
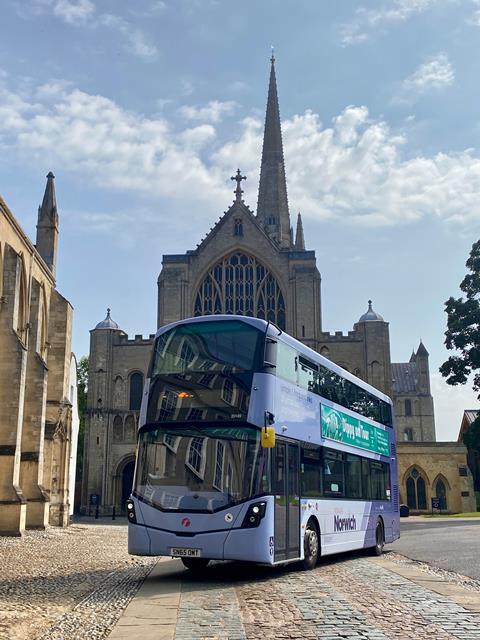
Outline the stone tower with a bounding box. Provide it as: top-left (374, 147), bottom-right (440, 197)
top-left (35, 172), bottom-right (59, 277)
top-left (392, 341), bottom-right (436, 442)
top-left (80, 310), bottom-right (153, 514)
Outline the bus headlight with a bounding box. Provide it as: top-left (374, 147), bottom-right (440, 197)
top-left (242, 501), bottom-right (267, 528)
top-left (126, 499), bottom-right (137, 524)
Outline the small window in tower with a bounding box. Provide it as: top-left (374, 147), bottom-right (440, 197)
top-left (267, 216), bottom-right (276, 225)
top-left (234, 218), bottom-right (243, 237)
top-left (405, 399), bottom-right (412, 416)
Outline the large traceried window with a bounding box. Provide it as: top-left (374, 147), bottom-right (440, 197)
top-left (194, 252), bottom-right (286, 330)
top-left (406, 467), bottom-right (427, 510)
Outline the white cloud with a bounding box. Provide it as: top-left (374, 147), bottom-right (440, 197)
top-left (2, 78), bottom-right (480, 228)
top-left (403, 54), bottom-right (455, 93)
top-left (99, 14), bottom-right (157, 61)
top-left (341, 0), bottom-right (438, 45)
top-left (29, 0), bottom-right (95, 24)
top-left (52, 0), bottom-right (95, 23)
top-left (178, 100), bottom-right (237, 124)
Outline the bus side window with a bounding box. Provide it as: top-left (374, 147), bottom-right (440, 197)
top-left (345, 454), bottom-right (362, 499)
top-left (301, 444), bottom-right (322, 497)
top-left (323, 450), bottom-right (344, 497)
top-left (276, 341), bottom-right (297, 384)
top-left (371, 461), bottom-right (389, 500)
top-left (361, 458), bottom-right (371, 500)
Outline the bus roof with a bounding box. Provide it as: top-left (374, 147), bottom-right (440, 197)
top-left (154, 314), bottom-right (392, 406)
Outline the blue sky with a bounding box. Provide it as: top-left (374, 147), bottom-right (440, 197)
top-left (2, 0), bottom-right (480, 440)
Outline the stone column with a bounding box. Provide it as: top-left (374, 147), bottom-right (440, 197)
top-left (0, 246), bottom-right (28, 535)
top-left (19, 279), bottom-right (49, 529)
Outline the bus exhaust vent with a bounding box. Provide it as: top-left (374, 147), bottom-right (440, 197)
top-left (393, 485), bottom-right (399, 511)
top-left (390, 443), bottom-right (396, 457)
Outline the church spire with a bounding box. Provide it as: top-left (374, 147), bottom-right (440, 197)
top-left (294, 212), bottom-right (305, 250)
top-left (256, 53), bottom-right (292, 248)
top-left (36, 171), bottom-right (59, 276)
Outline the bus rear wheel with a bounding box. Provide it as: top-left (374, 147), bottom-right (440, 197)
top-left (371, 521), bottom-right (384, 556)
top-left (301, 521), bottom-right (319, 570)
top-left (181, 557), bottom-right (210, 571)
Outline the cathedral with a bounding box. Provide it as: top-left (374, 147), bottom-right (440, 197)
top-left (81, 57), bottom-right (475, 515)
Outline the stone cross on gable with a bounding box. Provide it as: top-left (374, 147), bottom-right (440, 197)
top-left (231, 169), bottom-right (246, 201)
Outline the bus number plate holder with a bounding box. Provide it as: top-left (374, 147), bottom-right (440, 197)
top-left (171, 547), bottom-right (202, 558)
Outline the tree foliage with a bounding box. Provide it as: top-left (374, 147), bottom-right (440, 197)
top-left (440, 239), bottom-right (480, 396)
top-left (463, 416), bottom-right (480, 452)
top-left (76, 356), bottom-right (89, 479)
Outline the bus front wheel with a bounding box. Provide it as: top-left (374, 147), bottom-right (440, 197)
top-left (181, 557), bottom-right (210, 571)
top-left (371, 521), bottom-right (384, 556)
top-left (301, 521), bottom-right (319, 570)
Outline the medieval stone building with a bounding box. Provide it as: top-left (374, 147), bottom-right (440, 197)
top-left (0, 173), bottom-right (78, 535)
top-left (81, 57), bottom-right (475, 515)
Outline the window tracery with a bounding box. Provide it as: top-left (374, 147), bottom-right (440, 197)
top-left (194, 252), bottom-right (286, 329)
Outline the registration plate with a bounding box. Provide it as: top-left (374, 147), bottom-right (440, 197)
top-left (170, 547), bottom-right (202, 558)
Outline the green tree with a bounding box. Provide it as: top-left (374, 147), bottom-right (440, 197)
top-left (76, 355), bottom-right (89, 478)
top-left (440, 239), bottom-right (480, 451)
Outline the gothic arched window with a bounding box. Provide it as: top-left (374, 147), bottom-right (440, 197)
top-left (406, 467), bottom-right (427, 510)
top-left (129, 372), bottom-right (144, 411)
top-left (194, 252), bottom-right (286, 329)
top-left (404, 428), bottom-right (413, 441)
top-left (435, 477), bottom-right (448, 510)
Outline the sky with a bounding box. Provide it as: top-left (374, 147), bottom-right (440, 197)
top-left (1, 0), bottom-right (480, 440)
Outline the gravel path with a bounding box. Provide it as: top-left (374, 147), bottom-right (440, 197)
top-left (0, 521), bottom-right (156, 640)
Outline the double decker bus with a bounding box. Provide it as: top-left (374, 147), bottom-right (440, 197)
top-left (127, 315), bottom-right (399, 571)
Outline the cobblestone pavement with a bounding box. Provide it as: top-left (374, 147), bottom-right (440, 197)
top-left (0, 521), bottom-right (156, 640)
top-left (170, 555), bottom-right (480, 640)
top-left (3, 522), bottom-right (480, 640)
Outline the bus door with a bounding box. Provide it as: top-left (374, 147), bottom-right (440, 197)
top-left (273, 440), bottom-right (300, 562)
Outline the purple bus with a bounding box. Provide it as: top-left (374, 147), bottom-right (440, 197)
top-left (127, 315), bottom-right (400, 571)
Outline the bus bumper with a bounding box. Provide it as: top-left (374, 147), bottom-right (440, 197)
top-left (128, 497), bottom-right (275, 564)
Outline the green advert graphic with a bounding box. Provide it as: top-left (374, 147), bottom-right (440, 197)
top-left (321, 405), bottom-right (389, 456)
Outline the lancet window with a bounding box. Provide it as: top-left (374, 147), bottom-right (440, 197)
top-left (194, 252), bottom-right (286, 329)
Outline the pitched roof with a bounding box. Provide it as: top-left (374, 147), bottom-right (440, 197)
top-left (391, 362), bottom-right (419, 394)
top-left (416, 341), bottom-right (429, 357)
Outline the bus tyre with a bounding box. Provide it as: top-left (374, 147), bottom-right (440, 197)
top-left (181, 557), bottom-right (210, 571)
top-left (372, 521), bottom-right (384, 556)
top-left (302, 521), bottom-right (319, 570)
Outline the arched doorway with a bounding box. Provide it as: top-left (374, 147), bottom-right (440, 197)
top-left (121, 461), bottom-right (135, 513)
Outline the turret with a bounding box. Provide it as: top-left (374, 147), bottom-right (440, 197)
top-left (36, 172), bottom-right (59, 277)
top-left (415, 340), bottom-right (430, 394)
top-left (294, 212), bottom-right (305, 250)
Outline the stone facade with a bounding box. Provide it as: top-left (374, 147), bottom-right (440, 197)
top-left (81, 56), bottom-right (474, 515)
top-left (397, 442), bottom-right (476, 513)
top-left (0, 173), bottom-right (77, 534)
